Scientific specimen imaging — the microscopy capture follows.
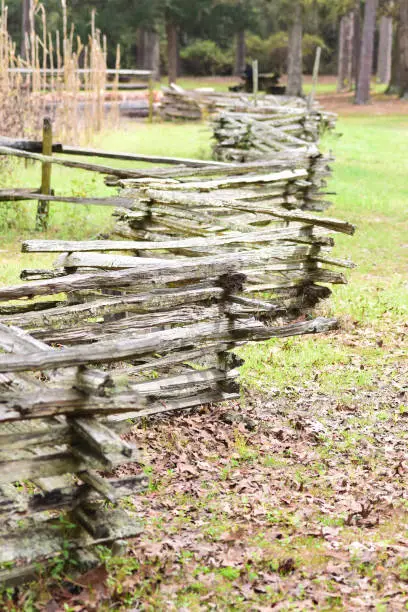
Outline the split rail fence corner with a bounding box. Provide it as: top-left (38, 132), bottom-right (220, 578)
top-left (7, 68), bottom-right (153, 92)
top-left (160, 86), bottom-right (337, 163)
top-left (0, 102), bottom-right (353, 586)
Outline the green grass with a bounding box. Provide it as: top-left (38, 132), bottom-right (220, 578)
top-left (240, 114), bottom-right (408, 396)
top-left (165, 75), bottom-right (388, 96)
top-left (323, 115), bottom-right (408, 322)
top-left (176, 76), bottom-right (235, 92)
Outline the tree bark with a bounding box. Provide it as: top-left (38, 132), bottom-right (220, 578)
top-left (137, 29), bottom-right (146, 69)
top-left (21, 0), bottom-right (32, 59)
top-left (138, 28), bottom-right (161, 81)
top-left (166, 20), bottom-right (178, 85)
top-left (286, 1), bottom-right (303, 97)
top-left (399, 0), bottom-right (408, 97)
top-left (337, 12), bottom-right (354, 91)
top-left (355, 0), bottom-right (379, 104)
top-left (386, 20), bottom-right (400, 94)
top-left (352, 0), bottom-right (362, 87)
top-left (150, 31), bottom-right (161, 81)
top-left (337, 15), bottom-right (346, 91)
top-left (234, 30), bottom-right (246, 76)
top-left (377, 15), bottom-right (393, 84)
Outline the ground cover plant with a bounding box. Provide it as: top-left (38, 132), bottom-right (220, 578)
top-left (0, 97), bottom-right (407, 610)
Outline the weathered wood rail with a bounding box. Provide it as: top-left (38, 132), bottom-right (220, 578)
top-left (212, 111), bottom-right (320, 162)
top-left (107, 161), bottom-right (345, 296)
top-left (212, 105), bottom-right (337, 162)
top-left (0, 321), bottom-right (147, 585)
top-left (0, 132), bottom-right (228, 228)
top-left (0, 137), bottom-right (227, 167)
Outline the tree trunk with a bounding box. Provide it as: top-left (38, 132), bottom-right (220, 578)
top-left (337, 15), bottom-right (346, 91)
top-left (377, 16), bottom-right (393, 84)
top-left (21, 0), bottom-right (32, 59)
top-left (355, 0), bottom-right (379, 104)
top-left (337, 12), bottom-right (354, 91)
top-left (137, 29), bottom-right (146, 69)
top-left (352, 0), bottom-right (362, 87)
top-left (166, 20), bottom-right (178, 85)
top-left (286, 1), bottom-right (303, 97)
top-left (234, 30), bottom-right (246, 76)
top-left (386, 21), bottom-right (401, 94)
top-left (150, 31), bottom-right (161, 82)
top-left (141, 29), bottom-right (161, 81)
top-left (399, 0), bottom-right (408, 97)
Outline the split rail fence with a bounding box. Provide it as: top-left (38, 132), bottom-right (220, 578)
top-left (160, 86), bottom-right (318, 121)
top-left (7, 68), bottom-right (153, 92)
top-left (159, 86), bottom-right (337, 163)
top-left (0, 245), bottom-right (342, 585)
top-left (0, 111), bottom-right (353, 585)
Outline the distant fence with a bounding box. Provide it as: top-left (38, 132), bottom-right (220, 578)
top-left (159, 86), bottom-right (337, 164)
top-left (8, 68), bottom-right (153, 91)
top-left (160, 86), bottom-right (314, 121)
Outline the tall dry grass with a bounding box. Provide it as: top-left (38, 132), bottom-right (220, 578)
top-left (0, 0), bottom-right (121, 144)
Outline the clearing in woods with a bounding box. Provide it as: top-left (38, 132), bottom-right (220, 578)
top-left (0, 105), bottom-right (407, 609)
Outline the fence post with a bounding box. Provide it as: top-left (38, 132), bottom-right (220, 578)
top-left (307, 46), bottom-right (322, 111)
top-left (36, 117), bottom-right (52, 231)
top-left (252, 60), bottom-right (259, 107)
top-left (148, 77), bottom-right (154, 124)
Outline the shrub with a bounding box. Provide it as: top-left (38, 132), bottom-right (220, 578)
top-left (246, 33), bottom-right (287, 74)
top-left (267, 32), bottom-right (289, 74)
top-left (302, 34), bottom-right (329, 73)
top-left (246, 32), bottom-right (328, 75)
top-left (180, 40), bottom-right (232, 76)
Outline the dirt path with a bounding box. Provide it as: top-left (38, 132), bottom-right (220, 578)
top-left (317, 91), bottom-right (408, 116)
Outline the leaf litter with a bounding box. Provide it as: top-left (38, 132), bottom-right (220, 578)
top-left (3, 321), bottom-right (408, 611)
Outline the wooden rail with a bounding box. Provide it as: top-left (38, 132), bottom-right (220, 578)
top-left (0, 141), bottom-right (228, 169)
top-left (0, 135), bottom-right (228, 229)
top-left (8, 68), bottom-right (152, 77)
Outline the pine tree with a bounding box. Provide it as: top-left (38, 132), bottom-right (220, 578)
top-left (399, 0), bottom-right (408, 96)
top-left (355, 0), bottom-right (379, 104)
top-left (286, 1), bottom-right (303, 96)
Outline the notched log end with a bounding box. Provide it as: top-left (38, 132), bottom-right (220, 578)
top-left (309, 317), bottom-right (338, 333)
top-left (219, 273), bottom-right (246, 295)
top-left (301, 284), bottom-right (332, 308)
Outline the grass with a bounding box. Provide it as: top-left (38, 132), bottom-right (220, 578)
top-left (168, 75), bottom-right (389, 96)
top-left (239, 114), bottom-right (408, 396)
top-left (1, 107), bottom-right (408, 610)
